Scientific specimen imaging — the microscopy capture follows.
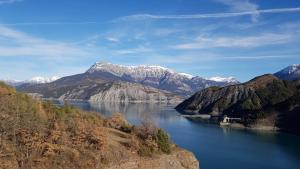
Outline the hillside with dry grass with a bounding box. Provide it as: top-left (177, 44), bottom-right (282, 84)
top-left (0, 82), bottom-right (198, 169)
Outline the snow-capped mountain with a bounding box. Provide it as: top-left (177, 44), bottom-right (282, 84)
top-left (87, 61), bottom-right (194, 80)
top-left (207, 76), bottom-right (239, 83)
top-left (274, 64), bottom-right (300, 81)
top-left (3, 76), bottom-right (60, 87)
top-left (17, 62), bottom-right (239, 101)
top-left (27, 76), bottom-right (60, 84)
top-left (86, 62), bottom-right (239, 96)
top-left (2, 80), bottom-right (24, 87)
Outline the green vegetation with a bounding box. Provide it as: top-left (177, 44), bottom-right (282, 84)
top-left (256, 80), bottom-right (294, 105)
top-left (133, 122), bottom-right (172, 156)
top-left (155, 129), bottom-right (171, 154)
top-left (240, 95), bottom-right (262, 110)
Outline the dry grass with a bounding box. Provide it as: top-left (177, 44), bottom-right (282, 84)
top-left (0, 82), bottom-right (172, 169)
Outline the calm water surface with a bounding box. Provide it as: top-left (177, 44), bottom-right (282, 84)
top-left (59, 101), bottom-right (300, 169)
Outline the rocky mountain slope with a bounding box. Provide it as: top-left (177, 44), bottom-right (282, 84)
top-left (0, 82), bottom-right (199, 169)
top-left (176, 74), bottom-right (300, 133)
top-left (17, 62), bottom-right (238, 103)
top-left (18, 72), bottom-right (182, 104)
top-left (274, 64), bottom-right (300, 81)
top-left (86, 62), bottom-right (239, 96)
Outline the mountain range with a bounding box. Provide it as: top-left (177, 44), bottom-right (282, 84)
top-left (17, 62), bottom-right (238, 103)
top-left (3, 76), bottom-right (60, 86)
top-left (86, 62), bottom-right (239, 96)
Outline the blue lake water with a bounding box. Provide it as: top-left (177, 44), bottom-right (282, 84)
top-left (62, 101), bottom-right (300, 169)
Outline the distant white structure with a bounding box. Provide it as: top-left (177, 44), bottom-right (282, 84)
top-left (220, 115), bottom-right (241, 126)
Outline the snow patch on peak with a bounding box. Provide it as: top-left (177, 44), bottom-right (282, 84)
top-left (276, 64), bottom-right (300, 75)
top-left (178, 73), bottom-right (194, 79)
top-left (207, 76), bottom-right (238, 83)
top-left (287, 64), bottom-right (300, 74)
top-left (87, 61), bottom-right (178, 79)
top-left (28, 76), bottom-right (60, 84)
top-left (88, 61), bottom-right (239, 83)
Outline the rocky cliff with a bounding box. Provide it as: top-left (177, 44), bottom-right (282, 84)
top-left (88, 82), bottom-right (182, 104)
top-left (176, 74), bottom-right (300, 133)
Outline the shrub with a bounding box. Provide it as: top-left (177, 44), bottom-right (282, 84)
top-left (155, 129), bottom-right (171, 154)
top-left (120, 123), bottom-right (133, 133)
top-left (134, 121), bottom-right (172, 155)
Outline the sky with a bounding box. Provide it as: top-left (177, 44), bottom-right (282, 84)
top-left (0, 0), bottom-right (299, 82)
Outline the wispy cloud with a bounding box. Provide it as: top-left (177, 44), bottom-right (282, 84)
top-left (0, 0), bottom-right (22, 5)
top-left (215, 0), bottom-right (259, 22)
top-left (219, 54), bottom-right (300, 60)
top-left (117, 7), bottom-right (300, 21)
top-left (0, 21), bottom-right (98, 26)
top-left (0, 26), bottom-right (89, 58)
top-left (174, 32), bottom-right (298, 49)
top-left (106, 36), bottom-right (120, 43)
top-left (215, 0), bottom-right (258, 12)
top-left (114, 46), bottom-right (152, 55)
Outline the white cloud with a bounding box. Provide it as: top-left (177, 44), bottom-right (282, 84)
top-left (0, 0), bottom-right (22, 5)
top-left (215, 0), bottom-right (259, 22)
top-left (114, 46), bottom-right (152, 55)
top-left (0, 21), bottom-right (98, 26)
top-left (117, 7), bottom-right (300, 21)
top-left (0, 26), bottom-right (89, 58)
top-left (216, 0), bottom-right (258, 12)
top-left (218, 54), bottom-right (299, 60)
top-left (106, 37), bottom-right (120, 42)
top-left (174, 33), bottom-right (298, 49)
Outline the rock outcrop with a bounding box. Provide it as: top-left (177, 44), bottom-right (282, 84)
top-left (107, 147), bottom-right (199, 169)
top-left (88, 82), bottom-right (182, 104)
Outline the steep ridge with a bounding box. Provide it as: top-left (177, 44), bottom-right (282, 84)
top-left (176, 74), bottom-right (300, 133)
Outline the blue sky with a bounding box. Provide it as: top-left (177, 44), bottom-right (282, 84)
top-left (0, 0), bottom-right (299, 81)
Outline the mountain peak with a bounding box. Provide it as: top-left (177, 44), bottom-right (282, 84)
top-left (87, 62), bottom-right (187, 79)
top-left (274, 64), bottom-right (300, 81)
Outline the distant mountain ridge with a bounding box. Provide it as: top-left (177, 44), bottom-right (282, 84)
top-left (3, 76), bottom-right (60, 86)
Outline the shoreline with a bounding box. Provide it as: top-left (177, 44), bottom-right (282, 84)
top-left (181, 114), bottom-right (280, 133)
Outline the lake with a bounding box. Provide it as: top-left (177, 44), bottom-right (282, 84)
top-left (59, 101), bottom-right (300, 169)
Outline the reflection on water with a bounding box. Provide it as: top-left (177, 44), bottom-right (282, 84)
top-left (56, 100), bottom-right (300, 169)
top-left (89, 102), bottom-right (182, 124)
